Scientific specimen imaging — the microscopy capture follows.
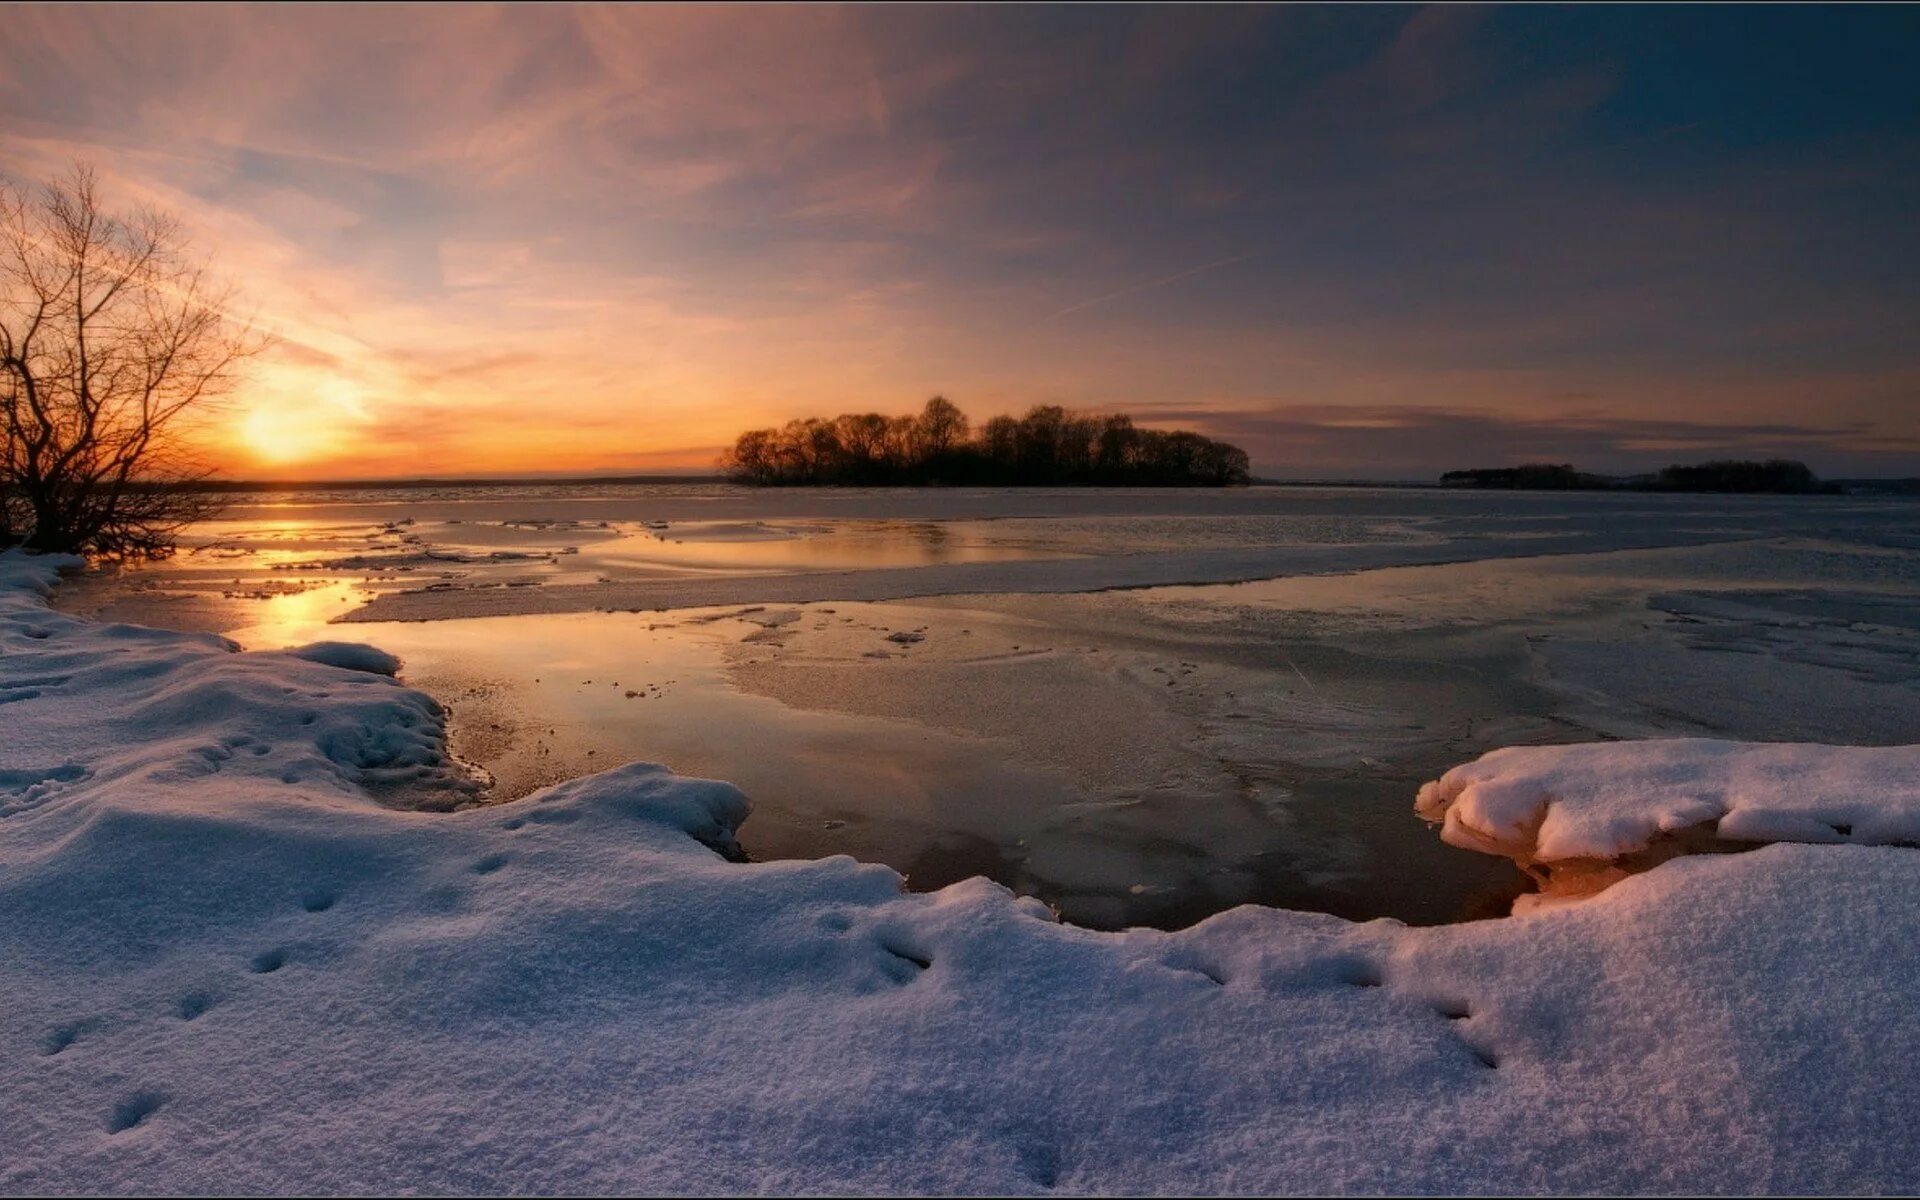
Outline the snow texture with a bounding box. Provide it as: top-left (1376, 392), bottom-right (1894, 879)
top-left (288, 640), bottom-right (403, 677)
top-left (1418, 738), bottom-right (1920, 863)
top-left (2, 551), bottom-right (1917, 1193)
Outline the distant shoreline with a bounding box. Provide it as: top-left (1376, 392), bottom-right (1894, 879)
top-left (142, 473), bottom-right (1918, 495)
top-left (164, 473), bottom-right (729, 492)
top-left (1432, 460), bottom-right (1920, 497)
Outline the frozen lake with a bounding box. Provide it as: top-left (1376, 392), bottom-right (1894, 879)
top-left (55, 483), bottom-right (1920, 928)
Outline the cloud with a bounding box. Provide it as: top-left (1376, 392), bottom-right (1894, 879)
top-left (0, 5), bottom-right (1914, 477)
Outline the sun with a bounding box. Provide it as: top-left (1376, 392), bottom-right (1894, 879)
top-left (230, 374), bottom-right (371, 469)
top-left (239, 404), bottom-right (318, 465)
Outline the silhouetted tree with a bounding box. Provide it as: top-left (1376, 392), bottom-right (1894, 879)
top-left (914, 395), bottom-right (969, 459)
top-left (1097, 414), bottom-right (1140, 474)
top-left (720, 428), bottom-right (780, 485)
top-left (981, 414), bottom-right (1019, 478)
top-left (834, 413), bottom-right (889, 482)
top-left (1655, 458), bottom-right (1822, 493)
top-left (1438, 459), bottom-right (1828, 493)
top-left (1016, 405), bottom-right (1066, 480)
top-left (1, 164), bottom-right (263, 556)
top-left (883, 415), bottom-right (917, 474)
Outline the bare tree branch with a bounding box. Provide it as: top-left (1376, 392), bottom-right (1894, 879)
top-left (0, 162), bottom-right (267, 557)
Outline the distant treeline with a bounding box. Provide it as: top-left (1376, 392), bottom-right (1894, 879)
top-left (1440, 459), bottom-right (1837, 494)
top-left (722, 397), bottom-right (1251, 487)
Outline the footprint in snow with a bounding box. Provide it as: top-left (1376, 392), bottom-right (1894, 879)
top-left (876, 938), bottom-right (933, 985)
top-left (106, 1091), bottom-right (166, 1134)
top-left (1427, 1001), bottom-right (1500, 1069)
top-left (40, 1026), bottom-right (80, 1056)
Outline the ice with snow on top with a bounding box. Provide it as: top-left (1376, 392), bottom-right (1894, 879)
top-left (287, 640), bottom-right (404, 676)
top-left (2, 550), bottom-right (1917, 1193)
top-left (1417, 738), bottom-right (1920, 863)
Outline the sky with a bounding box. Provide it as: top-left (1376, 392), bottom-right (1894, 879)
top-left (2, 3), bottom-right (1917, 480)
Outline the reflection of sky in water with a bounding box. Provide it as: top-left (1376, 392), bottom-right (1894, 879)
top-left (119, 515), bottom-right (1061, 595)
top-left (228, 581), bottom-right (373, 647)
top-left (594, 520), bottom-right (1059, 571)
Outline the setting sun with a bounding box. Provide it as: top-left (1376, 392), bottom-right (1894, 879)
top-left (233, 376), bottom-right (370, 467)
top-left (237, 405), bottom-right (316, 465)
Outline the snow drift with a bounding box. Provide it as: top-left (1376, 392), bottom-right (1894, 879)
top-left (3, 551), bottom-right (1917, 1193)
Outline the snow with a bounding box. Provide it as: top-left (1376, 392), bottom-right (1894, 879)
top-left (1417, 739), bottom-right (1920, 863)
top-left (288, 640), bottom-right (403, 677)
top-left (3, 550), bottom-right (1918, 1193)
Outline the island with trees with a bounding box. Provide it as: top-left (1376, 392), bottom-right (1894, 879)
top-left (721, 398), bottom-right (1252, 487)
top-left (1440, 459), bottom-right (1837, 494)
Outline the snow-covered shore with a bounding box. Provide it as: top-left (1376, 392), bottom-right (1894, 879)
top-left (3, 551), bottom-right (1917, 1194)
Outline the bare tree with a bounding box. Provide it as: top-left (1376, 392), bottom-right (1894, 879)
top-left (913, 395), bottom-right (969, 458)
top-left (0, 164), bottom-right (262, 557)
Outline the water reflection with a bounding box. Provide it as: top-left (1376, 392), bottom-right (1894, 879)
top-left (73, 516), bottom-right (1056, 604)
top-left (184, 598), bottom-right (1531, 930)
top-left (229, 581), bottom-right (371, 647)
top-left (596, 519), bottom-right (1053, 572)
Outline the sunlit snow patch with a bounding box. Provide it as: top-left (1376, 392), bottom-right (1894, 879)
top-left (1417, 738), bottom-right (1920, 903)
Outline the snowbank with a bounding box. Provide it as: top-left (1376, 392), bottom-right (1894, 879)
top-left (3, 552), bottom-right (1918, 1193)
top-left (1417, 739), bottom-right (1920, 863)
top-left (288, 640), bottom-right (403, 677)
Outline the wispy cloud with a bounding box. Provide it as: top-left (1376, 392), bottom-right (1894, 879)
top-left (1047, 251), bottom-right (1265, 321)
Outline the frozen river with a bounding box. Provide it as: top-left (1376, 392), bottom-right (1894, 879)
top-left (54, 484), bottom-right (1920, 928)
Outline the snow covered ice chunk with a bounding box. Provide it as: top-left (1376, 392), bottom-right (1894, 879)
top-left (1417, 738), bottom-right (1920, 863)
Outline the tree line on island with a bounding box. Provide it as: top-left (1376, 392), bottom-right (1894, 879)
top-left (1439, 458), bottom-right (1836, 494)
top-left (721, 397), bottom-right (1252, 487)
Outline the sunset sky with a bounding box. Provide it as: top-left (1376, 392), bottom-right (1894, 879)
top-left (2, 3), bottom-right (1917, 479)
